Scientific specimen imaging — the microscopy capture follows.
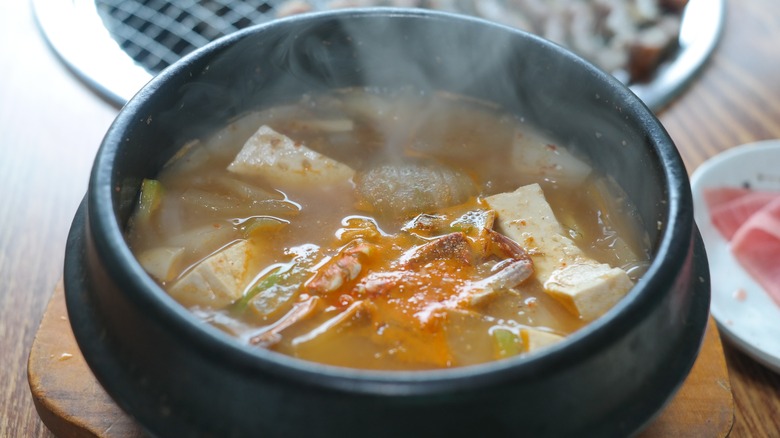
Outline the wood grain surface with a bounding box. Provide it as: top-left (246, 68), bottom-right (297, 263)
top-left (27, 283), bottom-right (732, 437)
top-left (2, 0), bottom-right (780, 436)
top-left (657, 2), bottom-right (780, 435)
top-left (28, 283), bottom-right (145, 438)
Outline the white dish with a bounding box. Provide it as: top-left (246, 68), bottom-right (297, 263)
top-left (691, 140), bottom-right (780, 373)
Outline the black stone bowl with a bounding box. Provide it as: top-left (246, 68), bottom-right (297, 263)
top-left (64, 9), bottom-right (710, 437)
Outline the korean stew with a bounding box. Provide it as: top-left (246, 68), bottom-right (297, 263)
top-left (127, 88), bottom-right (650, 370)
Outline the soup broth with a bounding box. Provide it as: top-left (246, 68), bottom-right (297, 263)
top-left (127, 88), bottom-right (650, 370)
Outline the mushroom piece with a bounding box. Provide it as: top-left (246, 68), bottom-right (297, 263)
top-left (355, 161), bottom-right (477, 219)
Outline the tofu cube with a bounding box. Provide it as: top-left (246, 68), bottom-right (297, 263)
top-left (227, 125), bottom-right (354, 188)
top-left (545, 263), bottom-right (635, 321)
top-left (168, 240), bottom-right (253, 308)
top-left (485, 183), bottom-right (633, 321)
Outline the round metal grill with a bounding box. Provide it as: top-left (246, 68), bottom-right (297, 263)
top-left (95, 0), bottom-right (282, 73)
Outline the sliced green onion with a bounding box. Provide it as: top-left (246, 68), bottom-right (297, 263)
top-left (492, 328), bottom-right (521, 359)
top-left (137, 179), bottom-right (163, 221)
top-left (234, 265), bottom-right (287, 312)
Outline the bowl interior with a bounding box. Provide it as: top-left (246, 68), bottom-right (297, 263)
top-left (92, 9), bottom-right (687, 379)
top-left (107, 9), bottom-right (672, 238)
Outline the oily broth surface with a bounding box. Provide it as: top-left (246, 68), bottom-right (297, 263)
top-left (127, 88), bottom-right (650, 370)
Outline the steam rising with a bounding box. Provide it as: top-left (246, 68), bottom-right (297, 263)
top-left (154, 10), bottom-right (644, 206)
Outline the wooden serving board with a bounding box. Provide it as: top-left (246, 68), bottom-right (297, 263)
top-left (28, 282), bottom-right (735, 437)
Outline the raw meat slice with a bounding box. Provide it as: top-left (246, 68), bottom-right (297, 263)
top-left (731, 197), bottom-right (780, 307)
top-left (703, 187), bottom-right (752, 211)
top-left (709, 191), bottom-right (780, 240)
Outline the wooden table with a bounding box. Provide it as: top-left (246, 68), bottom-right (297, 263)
top-left (1, 0), bottom-right (778, 436)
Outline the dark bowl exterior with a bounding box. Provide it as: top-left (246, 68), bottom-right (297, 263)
top-left (64, 9), bottom-right (710, 437)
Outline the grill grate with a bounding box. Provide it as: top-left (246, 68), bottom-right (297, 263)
top-left (96, 0), bottom-right (282, 73)
top-left (32, 0), bottom-right (723, 109)
top-left (94, 0), bottom-right (694, 80)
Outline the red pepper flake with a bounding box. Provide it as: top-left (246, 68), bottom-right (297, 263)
top-left (733, 288), bottom-right (747, 302)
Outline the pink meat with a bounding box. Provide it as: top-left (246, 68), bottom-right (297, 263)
top-left (708, 191), bottom-right (780, 240)
top-left (703, 187), bottom-right (752, 210)
top-left (731, 197), bottom-right (780, 307)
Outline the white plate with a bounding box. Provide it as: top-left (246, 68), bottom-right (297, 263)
top-left (691, 140), bottom-right (780, 373)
